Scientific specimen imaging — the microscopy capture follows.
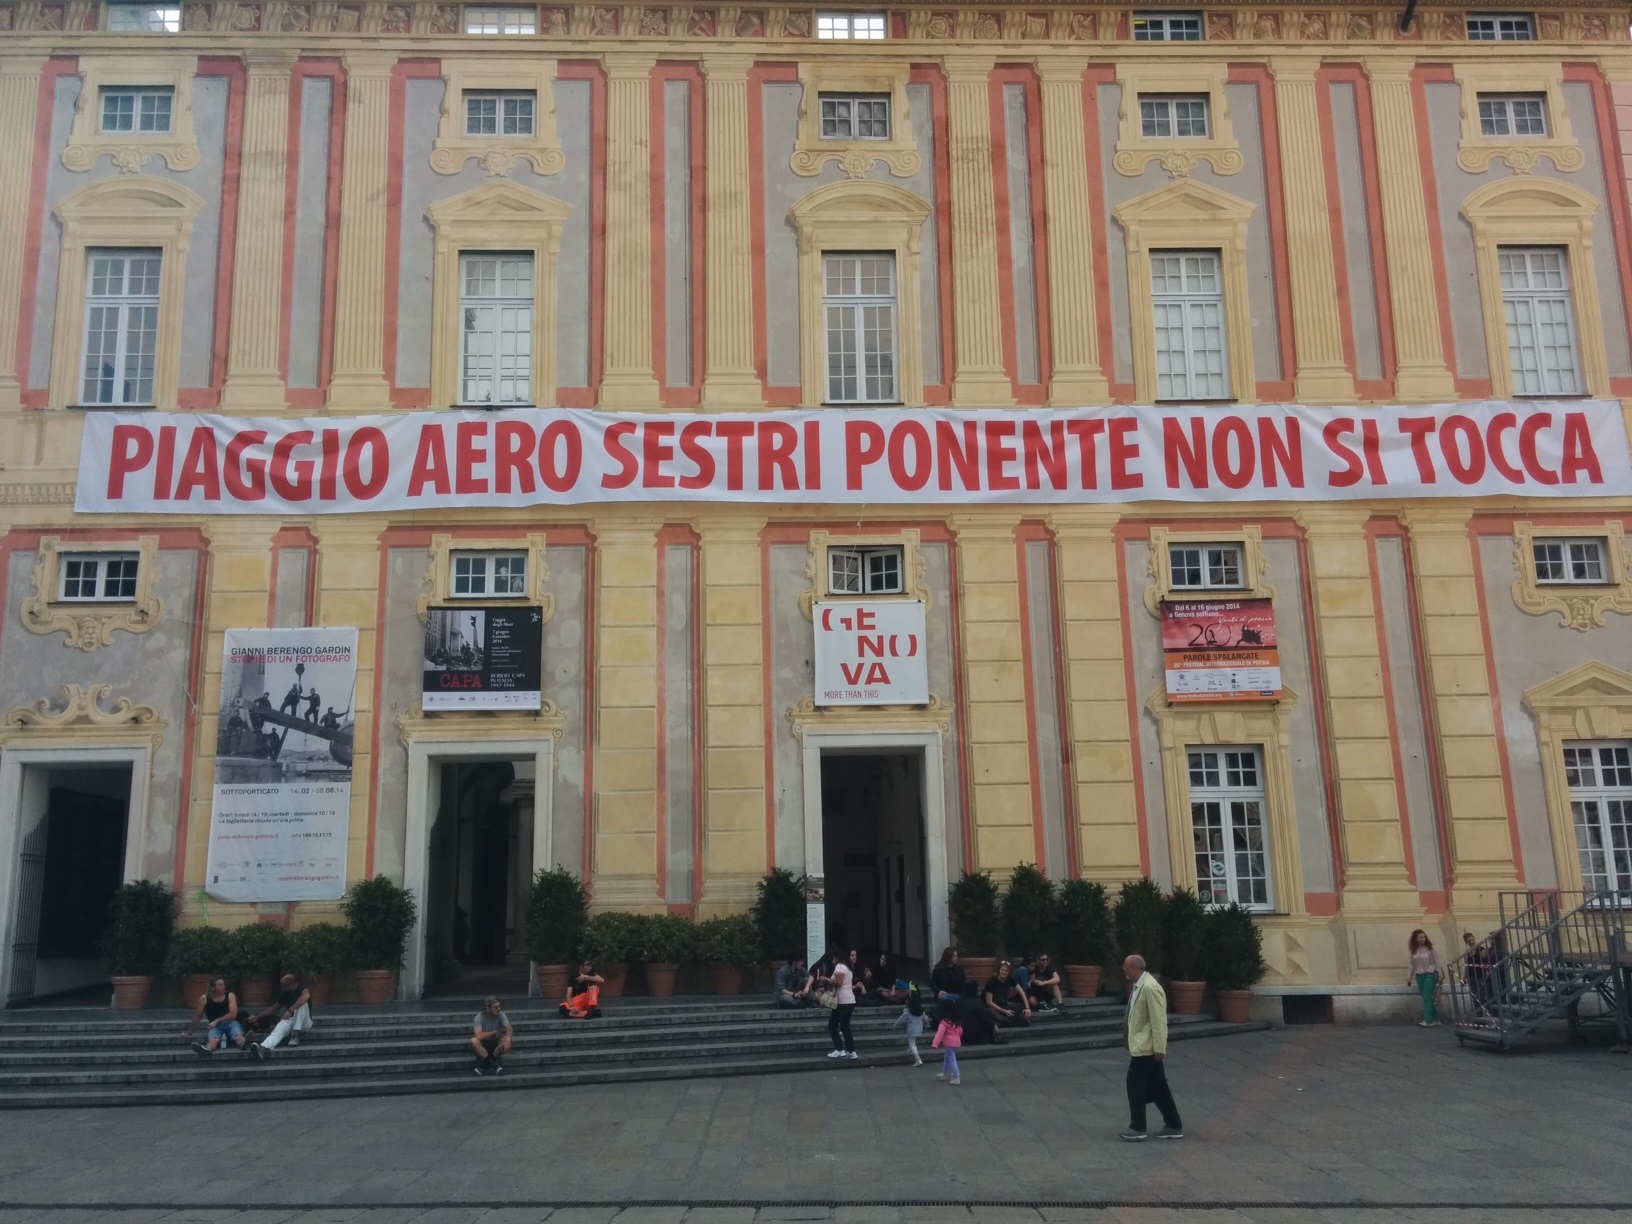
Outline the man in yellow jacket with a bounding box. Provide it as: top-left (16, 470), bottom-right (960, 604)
top-left (1120, 953), bottom-right (1185, 1141)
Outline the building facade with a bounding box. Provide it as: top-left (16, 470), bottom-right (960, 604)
top-left (2, 0), bottom-right (1632, 1013)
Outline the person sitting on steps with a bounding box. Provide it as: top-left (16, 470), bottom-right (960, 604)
top-left (983, 960), bottom-right (1032, 1028)
top-left (250, 974), bottom-right (312, 1060)
top-left (1026, 952), bottom-right (1065, 1013)
top-left (559, 961), bottom-right (604, 1018)
top-left (774, 953), bottom-right (813, 1009)
top-left (183, 976), bottom-right (249, 1056)
top-left (471, 996), bottom-right (513, 1075)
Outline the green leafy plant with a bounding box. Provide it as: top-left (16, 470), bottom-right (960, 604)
top-left (340, 875), bottom-right (417, 971)
top-left (581, 910), bottom-right (642, 966)
top-left (101, 880), bottom-right (174, 977)
top-left (1001, 863), bottom-right (1058, 958)
top-left (230, 922), bottom-right (289, 979)
top-left (636, 913), bottom-right (696, 964)
top-left (524, 866), bottom-right (589, 965)
top-left (753, 868), bottom-right (806, 962)
top-left (948, 870), bottom-right (1002, 957)
top-left (1203, 902), bottom-right (1266, 991)
top-left (695, 913), bottom-right (760, 966)
top-left (1056, 878), bottom-right (1112, 967)
top-left (162, 925), bottom-right (235, 980)
top-left (1164, 887), bottom-right (1208, 981)
top-left (288, 922), bottom-right (351, 976)
top-left (1113, 877), bottom-right (1167, 977)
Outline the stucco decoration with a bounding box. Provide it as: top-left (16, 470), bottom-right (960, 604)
top-left (787, 693), bottom-right (952, 741)
top-left (430, 59), bottom-right (565, 177)
top-left (0, 484), bottom-right (76, 505)
top-left (1113, 62), bottom-right (1242, 179)
top-left (20, 535), bottom-right (164, 650)
top-left (62, 56), bottom-right (200, 174)
top-left (1143, 525), bottom-right (1275, 618)
top-left (790, 61), bottom-right (920, 179)
top-left (799, 529), bottom-right (929, 621)
top-left (1510, 520), bottom-right (1632, 631)
top-left (0, 684), bottom-right (165, 748)
top-left (416, 531), bottom-right (554, 622)
top-left (395, 700), bottom-right (567, 747)
top-left (1452, 62), bottom-right (1583, 174)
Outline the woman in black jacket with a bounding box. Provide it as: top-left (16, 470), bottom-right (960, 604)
top-left (930, 947), bottom-right (966, 1008)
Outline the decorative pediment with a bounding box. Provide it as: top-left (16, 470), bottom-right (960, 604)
top-left (395, 700), bottom-right (567, 748)
top-left (1114, 178), bottom-right (1256, 230)
top-left (55, 177), bottom-right (208, 222)
top-left (1524, 661), bottom-right (1632, 717)
top-left (424, 181), bottom-right (573, 228)
top-left (788, 179), bottom-right (932, 234)
top-left (787, 693), bottom-right (951, 741)
top-left (1, 684), bottom-right (165, 747)
top-left (1461, 177), bottom-right (1597, 223)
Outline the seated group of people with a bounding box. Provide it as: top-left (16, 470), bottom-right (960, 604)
top-left (182, 973), bottom-right (313, 1059)
top-left (773, 950), bottom-right (914, 1010)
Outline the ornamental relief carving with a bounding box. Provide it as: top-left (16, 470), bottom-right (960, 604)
top-left (20, 536), bottom-right (165, 651)
top-left (1, 684), bottom-right (166, 747)
top-left (62, 57), bottom-right (201, 176)
top-left (1510, 520), bottom-right (1632, 631)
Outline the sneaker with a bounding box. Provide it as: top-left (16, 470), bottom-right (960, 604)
top-left (936, 1072), bottom-right (947, 1081)
top-left (190, 1042), bottom-right (209, 1057)
top-left (1156, 1126), bottom-right (1185, 1140)
top-left (588, 1006), bottom-right (602, 1019)
top-left (491, 1062), bottom-right (504, 1076)
top-left (948, 1077), bottom-right (960, 1086)
top-left (288, 1033), bottom-right (301, 1047)
top-left (912, 1057), bottom-right (923, 1067)
top-left (473, 1064), bottom-right (485, 1076)
top-left (827, 1049), bottom-right (846, 1059)
top-left (1119, 1130), bottom-right (1149, 1142)
top-left (251, 1043), bottom-right (268, 1061)
top-left (847, 1051), bottom-right (859, 1060)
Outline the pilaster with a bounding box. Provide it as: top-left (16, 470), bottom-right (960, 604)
top-left (1270, 57), bottom-right (1357, 404)
top-left (1036, 58), bottom-right (1110, 406)
top-left (599, 54), bottom-right (662, 408)
top-left (1362, 59), bottom-right (1458, 402)
top-left (943, 57), bottom-right (1015, 408)
top-left (327, 52), bottom-right (396, 411)
top-left (700, 56), bottom-right (764, 407)
top-left (0, 58), bottom-right (46, 410)
top-left (220, 51), bottom-right (298, 412)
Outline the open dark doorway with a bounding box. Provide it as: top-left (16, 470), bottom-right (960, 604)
top-left (820, 752), bottom-right (928, 976)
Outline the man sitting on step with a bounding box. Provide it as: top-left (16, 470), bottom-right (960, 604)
top-left (250, 974), bottom-right (313, 1060)
top-left (773, 953), bottom-right (813, 1009)
top-left (471, 996), bottom-right (513, 1076)
top-left (559, 960), bottom-right (604, 1018)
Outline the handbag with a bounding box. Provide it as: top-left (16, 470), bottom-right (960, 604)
top-left (815, 987), bottom-right (838, 1010)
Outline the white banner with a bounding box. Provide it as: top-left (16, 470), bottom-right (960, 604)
top-left (74, 401), bottom-right (1632, 513)
top-left (205, 627), bottom-right (358, 902)
top-left (813, 600), bottom-right (929, 706)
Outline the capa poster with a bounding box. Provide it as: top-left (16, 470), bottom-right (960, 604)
top-left (1161, 598), bottom-right (1282, 703)
top-left (206, 627), bottom-right (358, 902)
top-left (423, 605), bottom-right (544, 711)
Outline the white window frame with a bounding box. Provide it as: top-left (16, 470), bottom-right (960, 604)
top-left (1139, 94), bottom-right (1211, 140)
top-left (449, 549), bottom-right (529, 599)
top-left (104, 4), bottom-right (181, 31)
top-left (99, 86), bottom-right (174, 135)
top-left (828, 545), bottom-right (906, 595)
top-left (1168, 543), bottom-right (1245, 591)
top-left (464, 5), bottom-right (537, 33)
top-left (1532, 537), bottom-right (1610, 586)
top-left (1132, 10), bottom-right (1203, 40)
top-left (56, 551), bottom-right (141, 603)
top-left (1478, 93), bottom-right (1548, 139)
top-left (458, 252), bottom-right (534, 408)
top-left (823, 252), bottom-right (899, 405)
top-left (818, 93), bottom-right (891, 141)
top-left (1563, 741), bottom-right (1632, 895)
top-left (1187, 747), bottom-right (1273, 911)
top-left (816, 11), bottom-right (887, 38)
top-left (464, 91), bottom-right (536, 139)
top-left (1149, 249), bottom-right (1230, 401)
top-left (1466, 12), bottom-right (1534, 40)
top-left (1499, 245), bottom-right (1582, 397)
top-left (81, 248), bottom-right (162, 408)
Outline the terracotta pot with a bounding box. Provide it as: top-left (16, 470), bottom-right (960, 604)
top-left (110, 975), bottom-right (152, 1010)
top-left (1169, 979), bottom-right (1206, 1015)
top-left (960, 957), bottom-right (998, 986)
top-left (238, 976), bottom-right (274, 1008)
top-left (711, 965), bottom-right (743, 996)
top-left (1063, 964), bottom-right (1102, 999)
top-left (535, 963), bottom-right (570, 1000)
top-left (354, 969), bottom-right (396, 1004)
top-left (1216, 988), bottom-right (1253, 1023)
top-left (599, 964), bottom-right (629, 998)
top-left (182, 974), bottom-right (213, 1008)
top-left (645, 963), bottom-right (679, 997)
top-left (307, 974), bottom-right (333, 1006)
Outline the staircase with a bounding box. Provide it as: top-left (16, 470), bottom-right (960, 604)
top-left (1445, 889), bottom-right (1632, 1051)
top-left (0, 994), bottom-right (1266, 1109)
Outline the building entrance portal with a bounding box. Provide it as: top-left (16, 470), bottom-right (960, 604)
top-left (819, 752), bottom-right (929, 973)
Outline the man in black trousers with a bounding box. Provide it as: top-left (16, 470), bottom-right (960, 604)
top-left (1120, 953), bottom-right (1184, 1141)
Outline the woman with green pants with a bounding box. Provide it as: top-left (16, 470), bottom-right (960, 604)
top-left (1407, 929), bottom-right (1442, 1026)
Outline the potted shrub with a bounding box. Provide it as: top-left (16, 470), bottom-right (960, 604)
top-left (1204, 902), bottom-right (1265, 1023)
top-left (524, 866), bottom-right (588, 1000)
top-left (581, 911), bottom-right (640, 997)
top-left (1001, 863), bottom-right (1058, 961)
top-left (102, 880), bottom-right (174, 1010)
top-left (1056, 879), bottom-right (1112, 999)
top-left (340, 875), bottom-right (417, 1004)
top-left (638, 913), bottom-right (694, 997)
top-left (163, 925), bottom-right (235, 1007)
top-left (1113, 877), bottom-right (1168, 991)
top-left (287, 922), bottom-right (350, 1005)
top-left (753, 868), bottom-right (806, 967)
top-left (948, 871), bottom-right (1002, 984)
top-left (697, 913), bottom-right (759, 995)
top-left (1163, 887), bottom-right (1208, 1014)
top-left (231, 922), bottom-right (289, 1007)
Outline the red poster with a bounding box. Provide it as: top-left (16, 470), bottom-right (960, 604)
top-left (1160, 598), bottom-right (1282, 703)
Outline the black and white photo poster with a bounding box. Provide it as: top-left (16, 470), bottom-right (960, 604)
top-left (422, 605), bottom-right (544, 711)
top-left (205, 627), bottom-right (358, 902)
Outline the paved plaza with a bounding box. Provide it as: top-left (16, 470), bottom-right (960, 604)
top-left (0, 1027), bottom-right (1627, 1224)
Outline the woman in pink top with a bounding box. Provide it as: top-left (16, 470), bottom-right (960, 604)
top-left (1407, 929), bottom-right (1442, 1027)
top-left (821, 951), bottom-right (858, 1060)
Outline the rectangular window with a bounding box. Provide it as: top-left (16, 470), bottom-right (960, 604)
top-left (57, 552), bottom-right (140, 602)
top-left (1188, 747), bottom-right (1271, 909)
top-left (1466, 12), bottom-right (1534, 39)
top-left (99, 86), bottom-right (174, 135)
top-left (464, 91), bottom-right (536, 138)
top-left (82, 249), bottom-right (161, 407)
top-left (1563, 742), bottom-right (1632, 894)
top-left (1139, 94), bottom-right (1210, 139)
top-left (451, 550), bottom-right (528, 598)
top-left (105, 4), bottom-right (181, 30)
top-left (823, 253), bottom-right (898, 404)
top-left (1150, 250), bottom-right (1229, 401)
top-left (816, 11), bottom-right (887, 38)
top-left (1478, 93), bottom-right (1547, 138)
top-left (818, 94), bottom-right (891, 141)
top-left (1169, 543), bottom-right (1244, 590)
top-left (1533, 537), bottom-right (1609, 585)
top-left (829, 545), bottom-right (905, 595)
top-left (464, 5), bottom-right (536, 33)
top-left (1500, 246), bottom-right (1581, 396)
top-left (1132, 11), bottom-right (1203, 40)
top-left (459, 253), bottom-right (534, 407)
